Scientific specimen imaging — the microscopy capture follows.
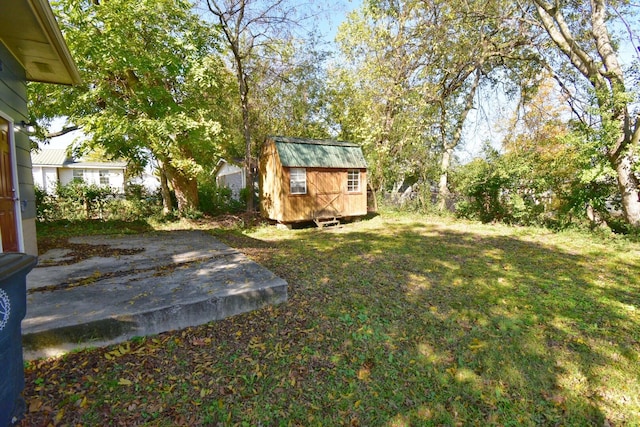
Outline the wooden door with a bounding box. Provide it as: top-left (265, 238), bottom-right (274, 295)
top-left (0, 118), bottom-right (18, 252)
top-left (313, 171), bottom-right (343, 218)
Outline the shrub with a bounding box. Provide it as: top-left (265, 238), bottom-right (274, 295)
top-left (35, 181), bottom-right (161, 222)
top-left (198, 180), bottom-right (245, 215)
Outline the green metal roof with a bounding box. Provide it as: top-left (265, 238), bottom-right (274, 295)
top-left (271, 136), bottom-right (367, 169)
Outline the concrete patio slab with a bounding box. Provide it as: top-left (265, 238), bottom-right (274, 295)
top-left (22, 230), bottom-right (287, 359)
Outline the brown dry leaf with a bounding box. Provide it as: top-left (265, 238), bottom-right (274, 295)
top-left (29, 399), bottom-right (43, 413)
top-left (357, 367), bottom-right (371, 381)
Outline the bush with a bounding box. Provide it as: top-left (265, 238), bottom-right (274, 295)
top-left (453, 152), bottom-right (551, 226)
top-left (35, 181), bottom-right (161, 222)
top-left (198, 180), bottom-right (245, 215)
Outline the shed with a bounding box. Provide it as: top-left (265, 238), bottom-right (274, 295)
top-left (260, 136), bottom-right (368, 225)
top-left (0, 0), bottom-right (80, 254)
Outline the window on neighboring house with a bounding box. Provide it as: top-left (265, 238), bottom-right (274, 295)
top-left (99, 170), bottom-right (110, 186)
top-left (347, 170), bottom-right (360, 192)
top-left (290, 168), bottom-right (307, 195)
top-left (73, 169), bottom-right (85, 182)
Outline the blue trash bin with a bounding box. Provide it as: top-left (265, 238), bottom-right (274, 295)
top-left (0, 253), bottom-right (37, 427)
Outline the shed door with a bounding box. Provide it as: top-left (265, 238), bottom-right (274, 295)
top-left (0, 118), bottom-right (18, 252)
top-left (312, 171), bottom-right (343, 218)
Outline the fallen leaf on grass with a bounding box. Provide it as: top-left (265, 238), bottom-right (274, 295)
top-left (467, 338), bottom-right (486, 352)
top-left (357, 367), bottom-right (371, 381)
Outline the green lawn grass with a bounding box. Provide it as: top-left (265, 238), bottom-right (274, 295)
top-left (24, 212), bottom-right (640, 426)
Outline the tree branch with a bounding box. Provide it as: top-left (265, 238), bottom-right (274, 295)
top-left (532, 0), bottom-right (603, 87)
top-left (46, 125), bottom-right (79, 138)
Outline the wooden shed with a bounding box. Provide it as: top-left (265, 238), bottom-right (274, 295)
top-left (260, 136), bottom-right (368, 226)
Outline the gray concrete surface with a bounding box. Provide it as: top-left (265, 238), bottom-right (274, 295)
top-left (22, 230), bottom-right (287, 359)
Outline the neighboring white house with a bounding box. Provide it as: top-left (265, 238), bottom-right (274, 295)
top-left (215, 159), bottom-right (245, 200)
top-left (31, 149), bottom-right (127, 194)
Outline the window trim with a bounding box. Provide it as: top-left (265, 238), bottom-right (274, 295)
top-left (347, 170), bottom-right (361, 193)
top-left (289, 167), bottom-right (307, 195)
top-left (72, 169), bottom-right (85, 182)
top-left (99, 169), bottom-right (110, 186)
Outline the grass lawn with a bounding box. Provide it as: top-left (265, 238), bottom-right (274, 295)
top-left (23, 212), bottom-right (640, 426)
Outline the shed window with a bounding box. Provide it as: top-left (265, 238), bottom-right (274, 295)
top-left (347, 170), bottom-right (360, 192)
top-left (73, 169), bottom-right (85, 182)
top-left (290, 168), bottom-right (307, 195)
top-left (99, 170), bottom-right (110, 186)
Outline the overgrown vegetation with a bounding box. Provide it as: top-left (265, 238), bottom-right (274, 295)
top-left (23, 212), bottom-right (640, 425)
top-left (35, 182), bottom-right (161, 222)
top-left (35, 177), bottom-right (248, 223)
top-left (197, 178), bottom-right (246, 216)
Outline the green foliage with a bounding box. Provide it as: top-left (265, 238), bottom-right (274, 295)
top-left (453, 134), bottom-right (623, 230)
top-left (35, 185), bottom-right (55, 222)
top-left (454, 155), bottom-right (518, 224)
top-left (36, 181), bottom-right (160, 222)
top-left (197, 179), bottom-right (245, 216)
top-left (30, 0), bottom-right (239, 212)
top-left (250, 36), bottom-right (332, 143)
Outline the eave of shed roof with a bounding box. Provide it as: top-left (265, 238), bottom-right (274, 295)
top-left (271, 136), bottom-right (367, 169)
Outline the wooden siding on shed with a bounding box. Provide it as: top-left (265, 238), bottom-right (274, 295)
top-left (260, 138), bottom-right (368, 223)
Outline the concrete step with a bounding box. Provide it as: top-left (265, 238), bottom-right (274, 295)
top-left (22, 231), bottom-right (287, 360)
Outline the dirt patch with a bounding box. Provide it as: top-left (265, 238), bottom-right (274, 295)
top-left (37, 242), bottom-right (144, 266)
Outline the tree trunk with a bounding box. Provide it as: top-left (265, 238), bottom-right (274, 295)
top-left (157, 160), bottom-right (173, 215)
top-left (234, 46), bottom-right (254, 213)
top-left (612, 150), bottom-right (640, 227)
top-left (438, 148), bottom-right (452, 211)
top-left (164, 161), bottom-right (199, 213)
top-left (533, 0), bottom-right (640, 228)
top-left (241, 85), bottom-right (254, 212)
top-left (437, 67), bottom-right (481, 211)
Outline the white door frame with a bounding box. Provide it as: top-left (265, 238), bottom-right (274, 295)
top-left (0, 110), bottom-right (25, 253)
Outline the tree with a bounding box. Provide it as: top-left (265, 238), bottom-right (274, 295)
top-left (530, 0), bottom-right (640, 227)
top-left (29, 0), bottom-right (236, 214)
top-left (334, 1), bottom-right (439, 199)
top-left (205, 0), bottom-right (303, 212)
top-left (411, 0), bottom-right (539, 211)
top-left (334, 0), bottom-right (536, 210)
top-left (250, 35), bottom-right (332, 141)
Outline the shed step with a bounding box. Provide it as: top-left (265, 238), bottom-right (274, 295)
top-left (314, 218), bottom-right (340, 228)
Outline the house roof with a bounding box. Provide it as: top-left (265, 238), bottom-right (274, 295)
top-left (31, 149), bottom-right (70, 165)
top-left (0, 0), bottom-right (81, 85)
top-left (271, 136), bottom-right (367, 169)
top-left (215, 159), bottom-right (244, 177)
top-left (31, 149), bottom-right (127, 169)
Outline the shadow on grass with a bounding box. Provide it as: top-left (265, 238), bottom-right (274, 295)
top-left (220, 219), bottom-right (639, 425)
top-left (23, 218), bottom-right (639, 426)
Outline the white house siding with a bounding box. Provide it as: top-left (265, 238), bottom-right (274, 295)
top-left (216, 162), bottom-right (245, 200)
top-left (60, 167), bottom-right (125, 193)
top-left (32, 166), bottom-right (59, 194)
